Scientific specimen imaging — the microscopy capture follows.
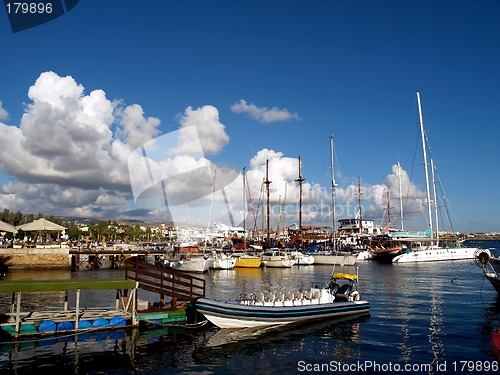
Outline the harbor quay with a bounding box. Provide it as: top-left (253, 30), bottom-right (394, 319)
top-left (0, 246), bottom-right (168, 270)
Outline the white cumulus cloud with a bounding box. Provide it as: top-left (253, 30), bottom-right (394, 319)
top-left (231, 99), bottom-right (299, 124)
top-left (0, 71), bottom-right (162, 218)
top-left (0, 100), bottom-right (8, 121)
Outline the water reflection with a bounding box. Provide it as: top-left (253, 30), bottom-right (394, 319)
top-left (194, 313), bottom-right (370, 365)
top-left (1, 256), bottom-right (499, 373)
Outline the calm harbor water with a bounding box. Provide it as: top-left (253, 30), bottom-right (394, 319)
top-left (0, 240), bottom-right (499, 374)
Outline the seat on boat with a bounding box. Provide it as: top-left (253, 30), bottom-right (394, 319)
top-left (257, 292), bottom-right (265, 304)
top-left (335, 284), bottom-right (352, 301)
top-left (276, 291), bottom-right (285, 301)
top-left (266, 292), bottom-right (276, 303)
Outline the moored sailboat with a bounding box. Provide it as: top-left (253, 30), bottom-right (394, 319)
top-left (392, 92), bottom-right (477, 263)
top-left (312, 135), bottom-right (356, 267)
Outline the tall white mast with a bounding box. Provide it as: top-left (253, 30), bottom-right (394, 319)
top-left (397, 162), bottom-right (404, 231)
top-left (416, 91), bottom-right (433, 238)
top-left (330, 135), bottom-right (337, 249)
top-left (243, 166), bottom-right (246, 242)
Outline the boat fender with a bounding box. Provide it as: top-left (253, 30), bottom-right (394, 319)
top-left (57, 321), bottom-right (75, 331)
top-left (38, 320), bottom-right (57, 333)
top-left (92, 317), bottom-right (110, 328)
top-left (110, 316), bottom-right (126, 327)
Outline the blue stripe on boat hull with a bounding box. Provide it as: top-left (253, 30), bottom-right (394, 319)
top-left (194, 297), bottom-right (370, 327)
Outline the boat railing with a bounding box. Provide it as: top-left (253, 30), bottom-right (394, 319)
top-left (124, 256), bottom-right (205, 307)
top-left (238, 289), bottom-right (328, 306)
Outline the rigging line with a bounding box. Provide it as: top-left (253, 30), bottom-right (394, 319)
top-left (424, 136), bottom-right (457, 235)
top-left (402, 121), bottom-right (421, 217)
top-left (254, 178), bottom-right (265, 232)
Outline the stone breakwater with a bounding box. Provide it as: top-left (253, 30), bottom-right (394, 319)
top-left (0, 247), bottom-right (71, 270)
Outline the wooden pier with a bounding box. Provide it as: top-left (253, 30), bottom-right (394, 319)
top-left (69, 247), bottom-right (168, 271)
top-left (124, 257), bottom-right (205, 309)
top-left (0, 258), bottom-right (206, 338)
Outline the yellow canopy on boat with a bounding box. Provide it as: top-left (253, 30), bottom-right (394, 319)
top-left (332, 272), bottom-right (357, 281)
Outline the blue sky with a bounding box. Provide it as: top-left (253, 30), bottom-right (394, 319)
top-left (0, 0), bottom-right (499, 233)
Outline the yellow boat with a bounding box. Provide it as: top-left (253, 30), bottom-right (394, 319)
top-left (232, 254), bottom-right (262, 268)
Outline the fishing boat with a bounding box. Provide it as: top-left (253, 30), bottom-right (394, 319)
top-left (192, 271), bottom-right (370, 329)
top-left (392, 92), bottom-right (478, 263)
top-left (261, 249), bottom-right (295, 268)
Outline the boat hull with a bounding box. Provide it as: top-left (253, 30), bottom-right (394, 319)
top-left (213, 254), bottom-right (236, 269)
top-left (233, 256), bottom-right (262, 268)
top-left (372, 247), bottom-right (402, 262)
top-left (166, 257), bottom-right (214, 273)
top-left (263, 260), bottom-right (295, 268)
top-left (289, 251), bottom-right (315, 265)
top-left (392, 247), bottom-right (478, 263)
top-left (485, 273), bottom-right (500, 294)
top-left (490, 257), bottom-right (500, 274)
top-left (193, 297), bottom-right (370, 328)
top-left (312, 253), bottom-right (356, 266)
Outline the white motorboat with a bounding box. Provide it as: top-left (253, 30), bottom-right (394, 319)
top-left (312, 250), bottom-right (356, 266)
top-left (165, 255), bottom-right (214, 273)
top-left (212, 251), bottom-right (236, 270)
top-left (261, 249), bottom-right (296, 268)
top-left (192, 272), bottom-right (370, 329)
top-left (289, 251), bottom-right (315, 265)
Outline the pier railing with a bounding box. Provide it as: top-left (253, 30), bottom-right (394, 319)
top-left (124, 257), bottom-right (205, 307)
